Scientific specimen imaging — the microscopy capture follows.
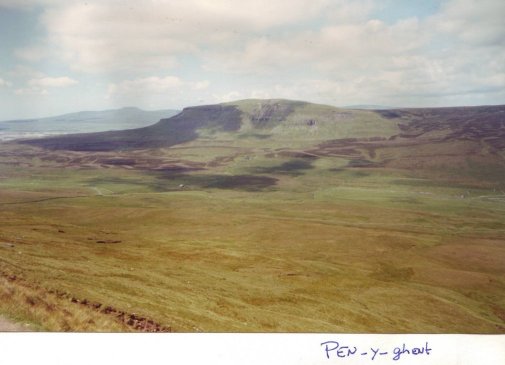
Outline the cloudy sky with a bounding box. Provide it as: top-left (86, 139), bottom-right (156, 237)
top-left (0, 0), bottom-right (504, 119)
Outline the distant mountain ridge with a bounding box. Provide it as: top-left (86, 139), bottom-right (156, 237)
top-left (19, 99), bottom-right (505, 159)
top-left (20, 99), bottom-right (386, 151)
top-left (0, 107), bottom-right (179, 141)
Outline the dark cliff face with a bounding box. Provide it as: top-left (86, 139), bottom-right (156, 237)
top-left (21, 104), bottom-right (243, 152)
top-left (249, 100), bottom-right (306, 128)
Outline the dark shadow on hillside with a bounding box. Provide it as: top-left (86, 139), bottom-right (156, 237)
top-left (346, 159), bottom-right (382, 168)
top-left (237, 133), bottom-right (271, 140)
top-left (87, 173), bottom-right (278, 192)
top-left (251, 159), bottom-right (314, 176)
top-left (162, 174), bottom-right (278, 192)
top-left (375, 110), bottom-right (401, 119)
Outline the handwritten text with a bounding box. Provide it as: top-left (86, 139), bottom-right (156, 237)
top-left (321, 340), bottom-right (432, 362)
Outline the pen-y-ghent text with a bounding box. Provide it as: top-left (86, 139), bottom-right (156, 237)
top-left (321, 340), bottom-right (432, 361)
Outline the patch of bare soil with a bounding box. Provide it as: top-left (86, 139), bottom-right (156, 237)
top-left (0, 315), bottom-right (31, 331)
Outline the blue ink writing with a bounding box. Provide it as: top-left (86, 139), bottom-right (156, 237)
top-left (321, 341), bottom-right (339, 359)
top-left (370, 347), bottom-right (379, 360)
top-left (393, 342), bottom-right (432, 361)
top-left (320, 341), bottom-right (357, 359)
top-left (321, 340), bottom-right (432, 362)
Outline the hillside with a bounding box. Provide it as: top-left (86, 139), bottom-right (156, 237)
top-left (20, 100), bottom-right (399, 150)
top-left (20, 99), bottom-right (505, 186)
top-left (21, 100), bottom-right (505, 149)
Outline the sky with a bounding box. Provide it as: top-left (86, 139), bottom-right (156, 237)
top-left (0, 0), bottom-right (504, 120)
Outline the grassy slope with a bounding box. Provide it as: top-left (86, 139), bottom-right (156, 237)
top-left (0, 100), bottom-right (504, 332)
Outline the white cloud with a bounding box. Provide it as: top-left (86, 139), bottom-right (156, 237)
top-left (212, 91), bottom-right (243, 103)
top-left (14, 46), bottom-right (51, 62)
top-left (207, 17), bottom-right (425, 76)
top-left (15, 87), bottom-right (48, 96)
top-left (0, 78), bottom-right (12, 87)
top-left (325, 0), bottom-right (376, 23)
top-left (11, 75), bottom-right (77, 98)
top-left (108, 76), bottom-right (211, 96)
top-left (193, 81), bottom-right (210, 91)
top-left (4, 0), bottom-right (505, 110)
top-left (38, 0), bottom-right (339, 73)
top-left (108, 76), bottom-right (183, 96)
top-left (28, 76), bottom-right (78, 88)
top-left (200, 0), bottom-right (505, 107)
top-left (106, 75), bottom-right (212, 109)
top-left (432, 0), bottom-right (505, 46)
top-left (7, 66), bottom-right (45, 79)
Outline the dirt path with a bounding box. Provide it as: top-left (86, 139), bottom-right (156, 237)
top-left (0, 316), bottom-right (31, 331)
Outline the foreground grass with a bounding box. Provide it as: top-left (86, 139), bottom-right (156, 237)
top-left (1, 177), bottom-right (504, 332)
top-left (0, 271), bottom-right (131, 332)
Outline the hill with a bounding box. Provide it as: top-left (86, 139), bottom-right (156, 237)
top-left (20, 99), bottom-right (401, 150)
top-left (21, 100), bottom-right (505, 150)
top-left (20, 99), bottom-right (505, 186)
top-left (0, 107), bottom-right (179, 141)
